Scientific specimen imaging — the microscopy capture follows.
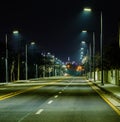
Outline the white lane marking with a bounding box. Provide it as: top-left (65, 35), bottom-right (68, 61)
top-left (54, 95), bottom-right (58, 98)
top-left (48, 100), bottom-right (53, 104)
top-left (36, 109), bottom-right (44, 115)
top-left (59, 91), bottom-right (62, 94)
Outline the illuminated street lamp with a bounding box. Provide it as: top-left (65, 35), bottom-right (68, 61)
top-left (82, 30), bottom-right (95, 81)
top-left (81, 41), bottom-right (86, 44)
top-left (83, 8), bottom-right (92, 12)
top-left (5, 34), bottom-right (8, 83)
top-left (82, 30), bottom-right (87, 33)
top-left (81, 31), bottom-right (92, 80)
top-left (100, 12), bottom-right (104, 85)
top-left (83, 8), bottom-right (103, 85)
top-left (13, 30), bottom-right (20, 81)
top-left (93, 32), bottom-right (95, 82)
top-left (119, 22), bottom-right (120, 48)
top-left (5, 30), bottom-right (19, 83)
top-left (13, 30), bottom-right (19, 34)
top-left (25, 41), bottom-right (35, 80)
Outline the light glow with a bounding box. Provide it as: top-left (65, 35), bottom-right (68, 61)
top-left (13, 30), bottom-right (19, 34)
top-left (83, 8), bottom-right (92, 12)
top-left (82, 30), bottom-right (87, 33)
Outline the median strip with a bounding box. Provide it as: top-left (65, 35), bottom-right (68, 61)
top-left (0, 79), bottom-right (62, 101)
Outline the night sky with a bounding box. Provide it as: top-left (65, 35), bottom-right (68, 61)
top-left (0, 0), bottom-right (120, 62)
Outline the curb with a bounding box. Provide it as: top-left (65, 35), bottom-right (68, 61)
top-left (92, 82), bottom-right (120, 102)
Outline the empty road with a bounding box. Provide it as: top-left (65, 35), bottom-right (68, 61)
top-left (0, 77), bottom-right (120, 122)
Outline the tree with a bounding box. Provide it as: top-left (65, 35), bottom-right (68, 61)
top-left (104, 41), bottom-right (120, 69)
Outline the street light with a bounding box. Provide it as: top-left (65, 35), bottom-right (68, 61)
top-left (5, 31), bottom-right (19, 83)
top-left (83, 8), bottom-right (92, 12)
top-left (82, 30), bottom-right (95, 81)
top-left (52, 55), bottom-right (55, 76)
top-left (25, 44), bottom-right (28, 80)
top-left (12, 30), bottom-right (20, 81)
top-left (81, 30), bottom-right (92, 80)
top-left (119, 22), bottom-right (120, 48)
top-left (93, 32), bottom-right (95, 82)
top-left (83, 8), bottom-right (103, 85)
top-left (5, 34), bottom-right (8, 83)
top-left (13, 30), bottom-right (19, 34)
top-left (100, 12), bottom-right (104, 85)
top-left (25, 41), bottom-right (35, 80)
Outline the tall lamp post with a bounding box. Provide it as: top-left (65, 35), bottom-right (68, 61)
top-left (25, 41), bottom-right (35, 80)
top-left (25, 44), bottom-right (28, 80)
top-left (5, 31), bottom-right (21, 82)
top-left (82, 30), bottom-right (95, 81)
top-left (83, 8), bottom-right (103, 85)
top-left (93, 32), bottom-right (95, 82)
top-left (13, 30), bottom-right (20, 81)
top-left (100, 12), bottom-right (104, 85)
top-left (89, 42), bottom-right (92, 79)
top-left (5, 34), bottom-right (8, 83)
top-left (119, 22), bottom-right (120, 48)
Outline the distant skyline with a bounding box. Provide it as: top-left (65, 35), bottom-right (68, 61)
top-left (0, 0), bottom-right (120, 62)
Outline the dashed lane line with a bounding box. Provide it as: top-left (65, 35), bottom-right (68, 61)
top-left (59, 91), bottom-right (62, 94)
top-left (36, 109), bottom-right (44, 115)
top-left (54, 95), bottom-right (58, 98)
top-left (47, 100), bottom-right (53, 104)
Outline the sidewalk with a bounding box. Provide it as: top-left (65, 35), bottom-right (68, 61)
top-left (92, 80), bottom-right (120, 101)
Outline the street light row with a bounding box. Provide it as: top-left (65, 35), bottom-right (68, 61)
top-left (81, 7), bottom-right (103, 84)
top-left (5, 32), bottom-right (64, 82)
top-left (5, 30), bottom-right (19, 83)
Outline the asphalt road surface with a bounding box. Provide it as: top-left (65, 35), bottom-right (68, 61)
top-left (0, 77), bottom-right (120, 122)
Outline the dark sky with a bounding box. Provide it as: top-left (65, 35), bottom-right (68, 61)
top-left (0, 0), bottom-right (120, 62)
